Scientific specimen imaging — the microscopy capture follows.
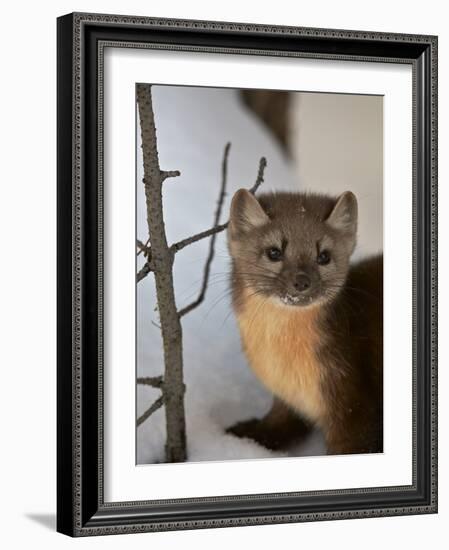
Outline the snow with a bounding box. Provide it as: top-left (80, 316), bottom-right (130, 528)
top-left (136, 85), bottom-right (328, 464)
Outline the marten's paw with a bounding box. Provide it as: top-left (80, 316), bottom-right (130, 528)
top-left (226, 418), bottom-right (287, 451)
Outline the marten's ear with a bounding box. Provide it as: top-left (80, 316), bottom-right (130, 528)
top-left (229, 189), bottom-right (269, 237)
top-left (326, 191), bottom-right (358, 235)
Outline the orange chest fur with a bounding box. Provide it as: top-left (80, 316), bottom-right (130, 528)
top-left (236, 294), bottom-right (326, 423)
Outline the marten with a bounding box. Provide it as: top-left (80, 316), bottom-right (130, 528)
top-left (226, 189), bottom-right (383, 455)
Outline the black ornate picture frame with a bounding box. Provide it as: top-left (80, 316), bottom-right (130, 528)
top-left (57, 12), bottom-right (438, 536)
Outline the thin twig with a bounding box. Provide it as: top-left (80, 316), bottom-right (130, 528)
top-left (161, 170), bottom-right (181, 182)
top-left (249, 156), bottom-right (267, 194)
top-left (137, 237), bottom-right (151, 257)
top-left (137, 376), bottom-right (164, 388)
top-left (171, 156), bottom-right (267, 255)
top-left (137, 237), bottom-right (153, 280)
top-left (178, 143), bottom-right (231, 317)
top-left (170, 223), bottom-right (229, 254)
top-left (137, 395), bottom-right (164, 427)
top-left (137, 262), bottom-right (153, 282)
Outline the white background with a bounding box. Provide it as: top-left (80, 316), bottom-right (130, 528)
top-left (0, 0), bottom-right (446, 548)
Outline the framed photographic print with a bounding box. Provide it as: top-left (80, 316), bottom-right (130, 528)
top-left (57, 12), bottom-right (438, 536)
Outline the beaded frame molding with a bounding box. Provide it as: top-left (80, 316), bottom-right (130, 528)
top-left (57, 12), bottom-right (438, 537)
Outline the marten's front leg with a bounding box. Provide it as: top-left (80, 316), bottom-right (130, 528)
top-left (226, 398), bottom-right (311, 451)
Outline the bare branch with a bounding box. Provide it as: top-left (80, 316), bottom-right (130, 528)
top-left (137, 238), bottom-right (153, 279)
top-left (161, 170), bottom-right (181, 182)
top-left (137, 395), bottom-right (164, 427)
top-left (178, 143), bottom-right (231, 317)
top-left (170, 223), bottom-right (228, 254)
top-left (171, 155), bottom-right (267, 255)
top-left (137, 237), bottom-right (151, 257)
top-left (137, 262), bottom-right (153, 282)
top-left (137, 375), bottom-right (164, 388)
top-left (137, 83), bottom-right (187, 461)
top-left (249, 156), bottom-right (267, 194)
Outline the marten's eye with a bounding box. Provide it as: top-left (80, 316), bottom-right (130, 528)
top-left (266, 247), bottom-right (283, 262)
top-left (317, 250), bottom-right (331, 265)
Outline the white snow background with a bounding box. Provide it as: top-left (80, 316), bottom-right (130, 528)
top-left (136, 85), bottom-right (381, 464)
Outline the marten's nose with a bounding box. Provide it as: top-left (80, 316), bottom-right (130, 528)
top-left (294, 273), bottom-right (311, 292)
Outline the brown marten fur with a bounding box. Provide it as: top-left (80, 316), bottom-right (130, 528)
top-left (226, 190), bottom-right (383, 455)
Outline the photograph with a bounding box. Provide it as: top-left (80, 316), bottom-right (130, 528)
top-left (136, 84), bottom-right (384, 465)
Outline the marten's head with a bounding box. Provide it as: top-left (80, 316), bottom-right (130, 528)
top-left (228, 190), bottom-right (358, 308)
